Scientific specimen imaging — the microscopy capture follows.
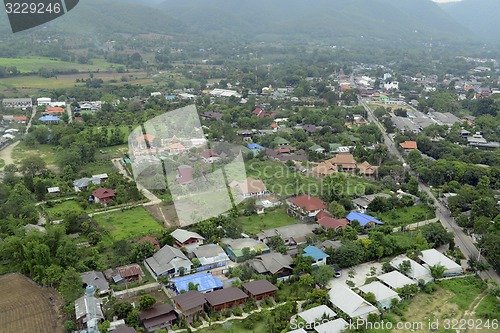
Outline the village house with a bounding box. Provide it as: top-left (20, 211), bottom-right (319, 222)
top-left (92, 173), bottom-right (109, 182)
top-left (200, 110), bottom-right (223, 120)
top-left (191, 244), bottom-right (230, 271)
top-left (377, 271), bottom-right (417, 290)
top-left (168, 272), bottom-right (223, 294)
top-left (256, 224), bottom-right (318, 247)
top-left (314, 318), bottom-right (349, 333)
top-left (418, 249), bottom-right (463, 277)
top-left (105, 264), bottom-right (144, 284)
top-left (112, 325), bottom-right (137, 333)
top-left (75, 286), bottom-right (104, 332)
top-left (317, 216), bottom-right (350, 231)
top-left (242, 280), bottom-right (278, 300)
top-left (297, 305), bottom-right (336, 326)
top-left (221, 238), bottom-right (270, 262)
top-left (204, 287), bottom-right (248, 311)
top-left (287, 194), bottom-right (327, 220)
top-left (173, 290), bottom-right (207, 323)
top-left (359, 281), bottom-right (401, 309)
top-left (138, 303), bottom-right (177, 333)
top-left (229, 177), bottom-right (268, 199)
top-left (91, 188), bottom-right (116, 205)
top-left (312, 153), bottom-right (378, 177)
top-left (399, 141), bottom-right (418, 151)
top-left (352, 193), bottom-right (392, 213)
top-left (174, 165), bottom-right (194, 185)
top-left (137, 236), bottom-right (161, 250)
top-left (2, 98), bottom-right (33, 109)
top-left (390, 255), bottom-right (433, 284)
top-left (171, 229), bottom-right (204, 248)
top-left (73, 177), bottom-right (101, 192)
top-left (80, 271), bottom-right (110, 295)
top-left (346, 211), bottom-right (384, 228)
top-left (248, 252), bottom-right (293, 279)
top-left (302, 245), bottom-right (329, 267)
top-left (200, 149), bottom-right (220, 163)
top-left (144, 245), bottom-right (193, 278)
top-left (328, 284), bottom-right (379, 320)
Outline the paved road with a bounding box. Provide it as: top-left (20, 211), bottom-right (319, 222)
top-left (66, 104), bottom-right (73, 124)
top-left (360, 99), bottom-right (500, 284)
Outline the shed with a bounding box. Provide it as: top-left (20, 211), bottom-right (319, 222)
top-left (242, 280), bottom-right (278, 300)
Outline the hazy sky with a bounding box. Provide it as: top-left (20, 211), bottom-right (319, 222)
top-left (432, 0), bottom-right (463, 3)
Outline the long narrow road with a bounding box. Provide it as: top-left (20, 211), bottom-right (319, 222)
top-left (360, 98), bottom-right (500, 284)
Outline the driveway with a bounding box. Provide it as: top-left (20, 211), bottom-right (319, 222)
top-left (327, 261), bottom-right (384, 289)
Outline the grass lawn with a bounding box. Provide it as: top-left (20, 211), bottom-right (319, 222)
top-left (0, 57), bottom-right (113, 73)
top-left (475, 293), bottom-right (500, 321)
top-left (44, 200), bottom-right (85, 220)
top-left (374, 204), bottom-right (436, 227)
top-left (246, 160), bottom-right (379, 198)
top-left (203, 316), bottom-right (267, 333)
top-left (94, 207), bottom-right (164, 242)
top-left (237, 208), bottom-right (298, 235)
top-left (12, 142), bottom-right (59, 166)
top-left (392, 276), bottom-right (490, 333)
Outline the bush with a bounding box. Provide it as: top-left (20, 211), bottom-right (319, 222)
top-left (233, 307), bottom-right (243, 316)
top-left (423, 282), bottom-right (437, 294)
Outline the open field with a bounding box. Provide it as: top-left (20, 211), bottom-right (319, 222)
top-left (394, 276), bottom-right (494, 333)
top-left (0, 273), bottom-right (65, 333)
top-left (0, 71), bottom-right (151, 93)
top-left (237, 207), bottom-right (297, 234)
top-left (374, 204), bottom-right (436, 227)
top-left (44, 199), bottom-right (84, 220)
top-left (0, 57), bottom-right (113, 73)
top-left (12, 142), bottom-right (58, 166)
top-left (246, 161), bottom-right (379, 197)
top-left (94, 207), bottom-right (164, 241)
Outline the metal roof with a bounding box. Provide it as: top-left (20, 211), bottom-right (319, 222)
top-left (169, 272), bottom-right (223, 294)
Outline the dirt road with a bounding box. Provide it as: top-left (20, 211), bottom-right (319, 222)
top-left (0, 141), bottom-right (20, 170)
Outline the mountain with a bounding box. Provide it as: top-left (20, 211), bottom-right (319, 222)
top-left (158, 0), bottom-right (475, 44)
top-left (439, 0), bottom-right (500, 42)
top-left (0, 0), bottom-right (186, 36)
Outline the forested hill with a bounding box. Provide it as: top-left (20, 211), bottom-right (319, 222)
top-left (0, 0), bottom-right (479, 46)
top-left (0, 0), bottom-right (186, 35)
top-left (158, 0), bottom-right (475, 44)
top-left (439, 0), bottom-right (500, 42)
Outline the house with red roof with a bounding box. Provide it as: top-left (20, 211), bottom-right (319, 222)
top-left (92, 188), bottom-right (115, 205)
top-left (45, 106), bottom-right (65, 114)
top-left (399, 141), bottom-right (418, 151)
top-left (138, 236), bottom-right (161, 250)
top-left (174, 165), bottom-right (193, 185)
top-left (200, 149), bottom-right (220, 163)
top-left (317, 217), bottom-right (350, 231)
top-left (287, 194), bottom-right (327, 220)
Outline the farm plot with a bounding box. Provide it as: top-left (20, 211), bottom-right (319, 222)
top-left (0, 273), bottom-right (65, 333)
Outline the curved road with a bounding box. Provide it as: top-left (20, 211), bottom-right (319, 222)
top-left (360, 98), bottom-right (500, 284)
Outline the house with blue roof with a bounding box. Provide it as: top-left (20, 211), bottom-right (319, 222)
top-left (346, 211), bottom-right (384, 228)
top-left (247, 143), bottom-right (264, 157)
top-left (168, 272), bottom-right (223, 294)
top-left (302, 245), bottom-right (329, 267)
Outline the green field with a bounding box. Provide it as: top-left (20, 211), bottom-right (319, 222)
top-left (44, 200), bottom-right (84, 220)
top-left (438, 276), bottom-right (487, 311)
top-left (12, 142), bottom-right (59, 166)
top-left (246, 161), bottom-right (379, 197)
top-left (374, 204), bottom-right (436, 227)
top-left (93, 207), bottom-right (164, 241)
top-left (0, 57), bottom-right (113, 73)
top-left (237, 207), bottom-right (297, 234)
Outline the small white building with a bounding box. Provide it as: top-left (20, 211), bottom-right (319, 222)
top-left (377, 271), bottom-right (417, 290)
top-left (418, 249), bottom-right (463, 277)
top-left (359, 281), bottom-right (401, 309)
top-left (37, 97), bottom-right (52, 105)
top-left (328, 284), bottom-right (379, 320)
top-left (314, 318), bottom-right (349, 333)
top-left (298, 305), bottom-right (336, 325)
top-left (390, 255), bottom-right (433, 284)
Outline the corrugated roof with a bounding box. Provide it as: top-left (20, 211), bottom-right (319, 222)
top-left (171, 229), bottom-right (204, 244)
top-left (298, 305), bottom-right (336, 324)
top-left (204, 287), bottom-right (248, 307)
top-left (303, 245), bottom-right (329, 261)
top-left (242, 280), bottom-right (277, 296)
top-left (138, 303), bottom-right (175, 321)
top-left (170, 272), bottom-right (223, 294)
top-left (173, 290), bottom-right (206, 311)
top-left (346, 212), bottom-right (383, 227)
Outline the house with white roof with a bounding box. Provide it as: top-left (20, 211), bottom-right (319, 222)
top-left (171, 229), bottom-right (204, 248)
top-left (328, 284), bottom-right (379, 320)
top-left (390, 255), bottom-right (433, 284)
top-left (298, 305), bottom-right (336, 325)
top-left (314, 318), bottom-right (349, 333)
top-left (359, 281), bottom-right (401, 309)
top-left (144, 245), bottom-right (193, 278)
top-left (377, 271), bottom-right (417, 290)
top-left (418, 249), bottom-right (463, 277)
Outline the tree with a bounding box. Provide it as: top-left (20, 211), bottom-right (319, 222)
top-left (130, 241), bottom-right (156, 262)
top-left (407, 176), bottom-right (419, 196)
top-left (328, 201), bottom-right (347, 218)
top-left (125, 308), bottom-right (140, 328)
top-left (244, 198), bottom-right (256, 216)
top-left (138, 295), bottom-right (156, 311)
top-left (363, 292), bottom-right (377, 305)
top-left (113, 302), bottom-right (134, 319)
top-left (429, 264), bottom-right (446, 279)
top-left (20, 156), bottom-right (47, 178)
top-left (269, 236), bottom-right (287, 254)
top-left (398, 260), bottom-right (412, 274)
top-left (64, 320), bottom-right (76, 332)
top-left (312, 265), bottom-right (334, 286)
top-left (421, 223), bottom-right (453, 247)
top-left (59, 267), bottom-right (83, 303)
top-left (332, 241), bottom-right (366, 268)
